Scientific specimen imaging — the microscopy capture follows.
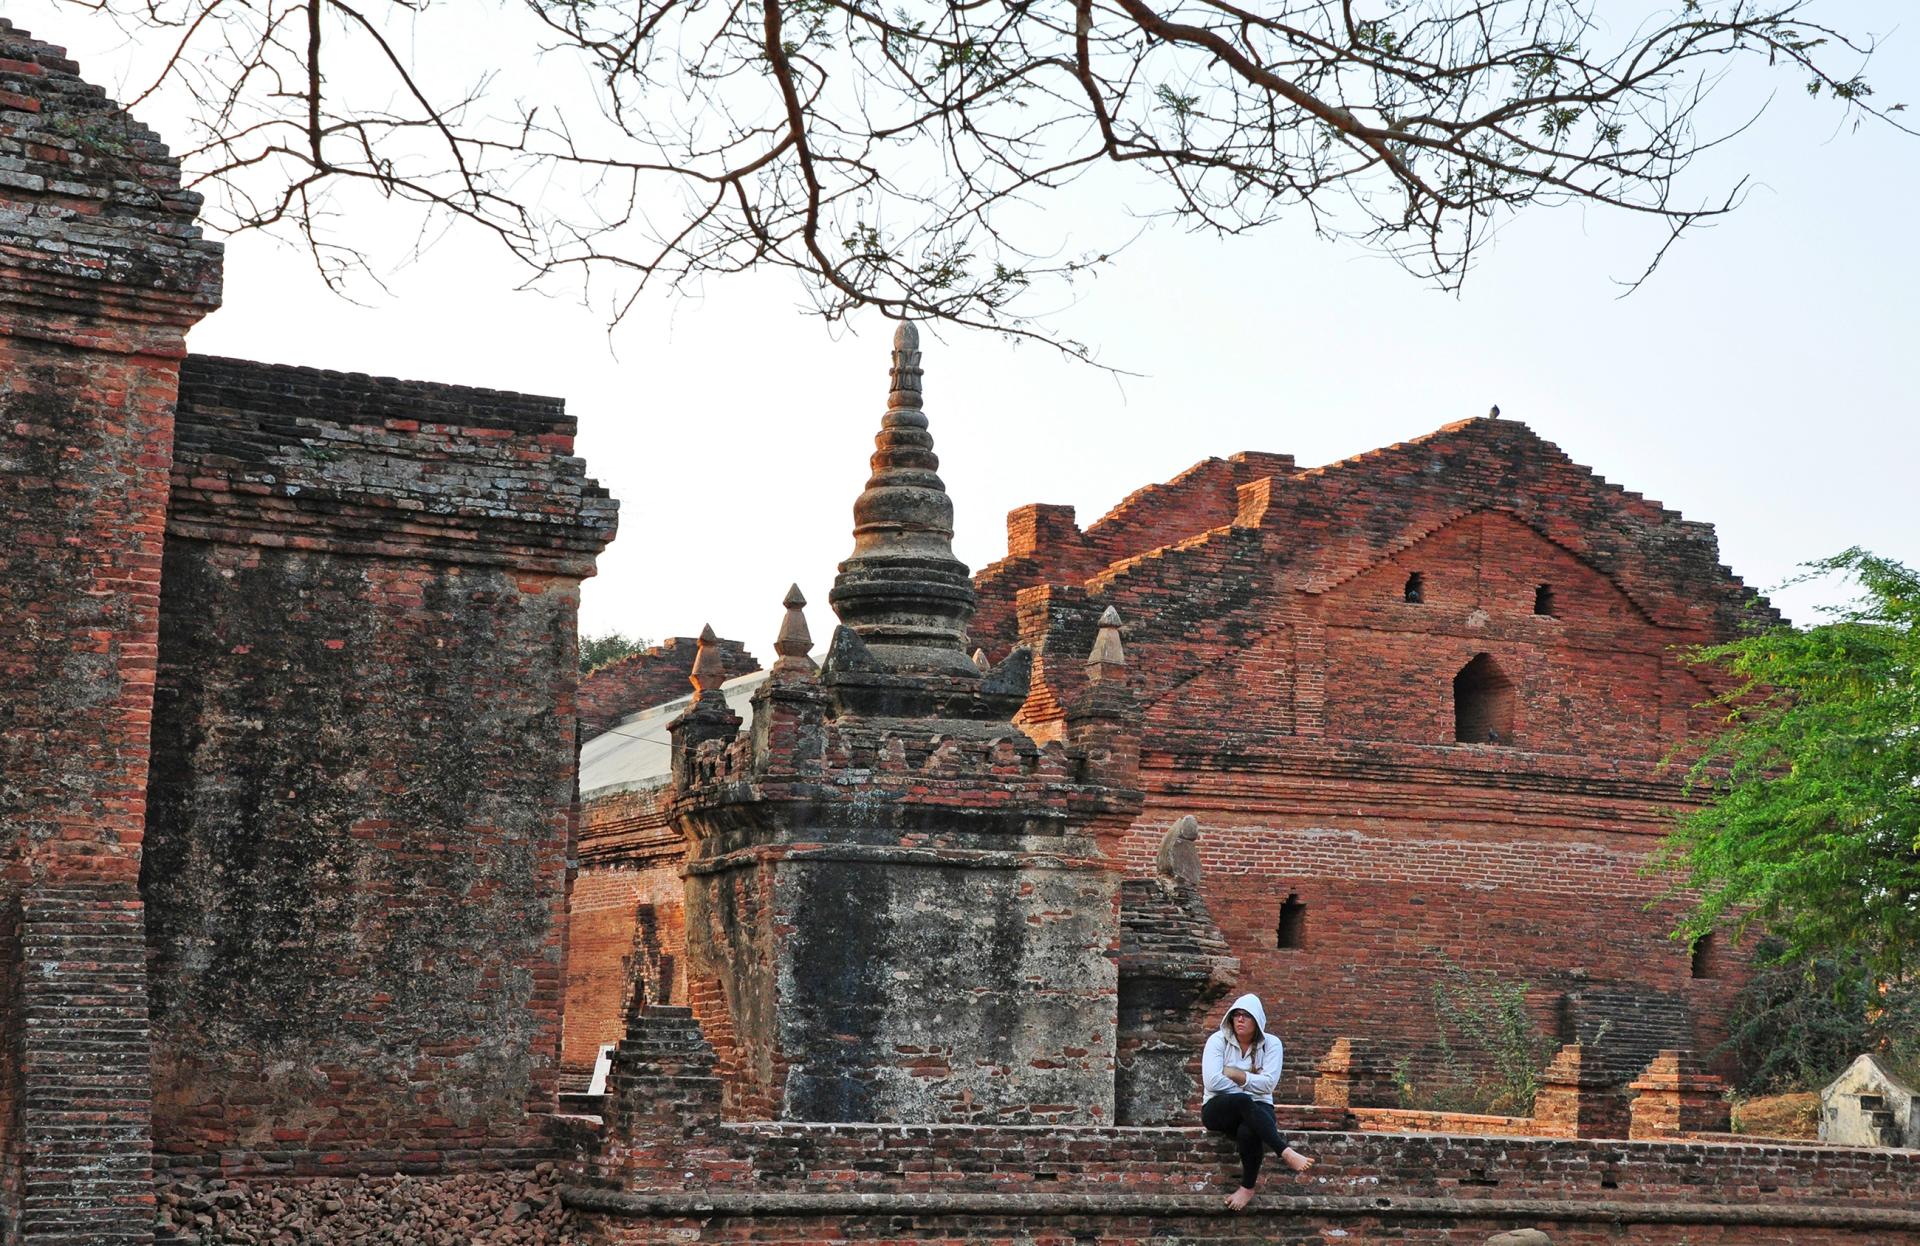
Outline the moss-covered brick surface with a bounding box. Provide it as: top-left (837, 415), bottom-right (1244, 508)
top-left (144, 358), bottom-right (614, 1174)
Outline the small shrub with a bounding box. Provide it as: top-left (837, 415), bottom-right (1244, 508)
top-left (1721, 937), bottom-right (1920, 1093)
top-left (1397, 958), bottom-right (1559, 1115)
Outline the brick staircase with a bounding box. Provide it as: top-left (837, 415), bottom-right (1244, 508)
top-left (604, 1004), bottom-right (724, 1134)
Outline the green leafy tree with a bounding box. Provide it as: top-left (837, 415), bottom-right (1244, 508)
top-left (1657, 549), bottom-right (1920, 981)
top-left (579, 631), bottom-right (652, 674)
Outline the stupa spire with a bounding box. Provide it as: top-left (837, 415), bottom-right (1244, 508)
top-left (826, 322), bottom-right (978, 679)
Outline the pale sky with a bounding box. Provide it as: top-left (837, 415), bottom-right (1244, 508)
top-left (17, 2), bottom-right (1917, 663)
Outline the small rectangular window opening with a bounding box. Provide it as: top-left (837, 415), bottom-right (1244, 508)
top-left (1404, 572), bottom-right (1425, 604)
top-left (1691, 933), bottom-right (1717, 979)
top-left (1277, 893), bottom-right (1306, 949)
top-left (1534, 584), bottom-right (1555, 616)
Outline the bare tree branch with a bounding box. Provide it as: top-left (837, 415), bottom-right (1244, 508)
top-left (61, 0), bottom-right (1914, 356)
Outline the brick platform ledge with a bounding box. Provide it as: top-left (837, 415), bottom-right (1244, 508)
top-left (562, 1187), bottom-right (1920, 1230)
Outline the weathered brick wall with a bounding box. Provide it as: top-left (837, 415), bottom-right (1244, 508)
top-left (142, 356), bottom-right (615, 1175)
top-left (972, 452), bottom-right (1294, 655)
top-left (0, 19), bottom-right (222, 1244)
top-left (968, 420), bottom-right (1766, 1093)
top-left (1114, 808), bottom-right (1741, 1097)
top-left (578, 637), bottom-right (757, 738)
top-left (562, 787), bottom-right (690, 1080)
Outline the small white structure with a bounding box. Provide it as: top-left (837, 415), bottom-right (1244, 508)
top-left (1820, 1054), bottom-right (1919, 1148)
top-left (587, 1041), bottom-right (618, 1096)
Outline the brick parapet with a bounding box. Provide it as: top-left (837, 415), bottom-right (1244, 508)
top-left (573, 1119), bottom-right (1916, 1217)
top-left (1533, 1045), bottom-right (1629, 1140)
top-left (975, 453), bottom-right (1299, 656)
top-left (1314, 1038), bottom-right (1399, 1110)
top-left (167, 355), bottom-right (616, 576)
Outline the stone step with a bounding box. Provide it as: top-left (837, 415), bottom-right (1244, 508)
top-left (557, 1091), bottom-right (609, 1115)
top-left (637, 1006), bottom-right (694, 1020)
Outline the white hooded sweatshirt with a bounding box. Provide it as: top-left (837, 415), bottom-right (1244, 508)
top-left (1201, 992), bottom-right (1284, 1105)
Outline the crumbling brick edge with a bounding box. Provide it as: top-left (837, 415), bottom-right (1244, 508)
top-left (559, 1186), bottom-right (1920, 1229)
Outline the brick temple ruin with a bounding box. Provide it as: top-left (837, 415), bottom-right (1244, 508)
top-left (4, 17), bottom-right (1918, 1246)
top-left (568, 362), bottom-right (1772, 1103)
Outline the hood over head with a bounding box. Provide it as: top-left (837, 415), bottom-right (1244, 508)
top-left (1220, 992), bottom-right (1268, 1038)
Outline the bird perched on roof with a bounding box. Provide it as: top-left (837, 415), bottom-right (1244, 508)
top-left (1489, 404), bottom-right (1501, 419)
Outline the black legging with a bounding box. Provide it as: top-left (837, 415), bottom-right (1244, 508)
top-left (1202, 1093), bottom-right (1292, 1188)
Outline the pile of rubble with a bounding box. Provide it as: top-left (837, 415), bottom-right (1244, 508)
top-left (155, 1165), bottom-right (577, 1245)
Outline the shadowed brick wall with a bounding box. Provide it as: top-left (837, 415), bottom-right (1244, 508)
top-left (141, 357), bottom-right (615, 1175)
top-left (974, 418), bottom-right (1766, 1094)
top-left (0, 20), bottom-right (222, 1245)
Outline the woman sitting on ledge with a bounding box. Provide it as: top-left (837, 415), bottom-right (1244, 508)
top-left (1201, 992), bottom-right (1315, 1210)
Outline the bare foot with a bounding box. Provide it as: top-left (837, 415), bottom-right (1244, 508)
top-left (1225, 1186), bottom-right (1256, 1212)
top-left (1281, 1147), bottom-right (1315, 1174)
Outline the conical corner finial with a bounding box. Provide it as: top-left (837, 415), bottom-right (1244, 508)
top-left (691, 623), bottom-right (728, 700)
top-left (1488, 403), bottom-right (1501, 419)
top-left (773, 584), bottom-right (817, 677)
top-left (972, 647), bottom-right (990, 672)
top-left (1088, 607), bottom-right (1125, 671)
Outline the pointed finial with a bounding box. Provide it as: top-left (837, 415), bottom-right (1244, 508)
top-left (773, 584), bottom-right (817, 676)
top-left (1488, 403), bottom-right (1501, 419)
top-left (1088, 606), bottom-right (1125, 672)
top-left (972, 647), bottom-right (990, 672)
top-left (690, 623), bottom-right (727, 701)
top-left (889, 321), bottom-right (923, 410)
